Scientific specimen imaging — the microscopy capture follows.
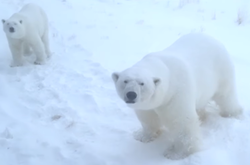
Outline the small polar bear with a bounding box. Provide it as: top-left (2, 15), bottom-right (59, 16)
top-left (2, 3), bottom-right (51, 67)
top-left (112, 33), bottom-right (242, 159)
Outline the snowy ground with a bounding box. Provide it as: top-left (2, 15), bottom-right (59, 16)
top-left (0, 0), bottom-right (250, 164)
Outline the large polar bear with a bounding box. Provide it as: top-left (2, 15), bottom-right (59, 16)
top-left (112, 33), bottom-right (242, 159)
top-left (2, 3), bottom-right (51, 66)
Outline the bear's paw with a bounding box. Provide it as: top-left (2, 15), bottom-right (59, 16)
top-left (133, 129), bottom-right (161, 143)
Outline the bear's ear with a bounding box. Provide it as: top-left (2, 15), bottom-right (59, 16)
top-left (153, 78), bottom-right (160, 86)
top-left (19, 20), bottom-right (22, 24)
top-left (112, 72), bottom-right (119, 83)
top-left (2, 19), bottom-right (5, 24)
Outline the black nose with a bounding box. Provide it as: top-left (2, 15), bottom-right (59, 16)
top-left (126, 91), bottom-right (137, 100)
top-left (9, 27), bottom-right (15, 33)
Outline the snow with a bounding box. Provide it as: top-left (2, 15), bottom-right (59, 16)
top-left (0, 0), bottom-right (250, 164)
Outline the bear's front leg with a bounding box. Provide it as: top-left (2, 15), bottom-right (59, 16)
top-left (8, 40), bottom-right (24, 67)
top-left (165, 118), bottom-right (201, 160)
top-left (156, 103), bottom-right (202, 160)
top-left (23, 41), bottom-right (32, 56)
top-left (30, 37), bottom-right (46, 65)
top-left (133, 110), bottom-right (163, 143)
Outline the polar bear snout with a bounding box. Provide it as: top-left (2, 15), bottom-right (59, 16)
top-left (125, 91), bottom-right (137, 103)
top-left (9, 27), bottom-right (15, 33)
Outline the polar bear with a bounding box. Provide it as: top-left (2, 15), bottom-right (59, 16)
top-left (111, 33), bottom-right (242, 159)
top-left (2, 3), bottom-right (51, 66)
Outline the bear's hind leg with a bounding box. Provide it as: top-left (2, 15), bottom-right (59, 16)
top-left (41, 29), bottom-right (51, 59)
top-left (214, 87), bottom-right (242, 118)
top-left (133, 110), bottom-right (163, 143)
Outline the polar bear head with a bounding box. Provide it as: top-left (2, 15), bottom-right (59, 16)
top-left (2, 18), bottom-right (25, 39)
top-left (112, 70), bottom-right (161, 110)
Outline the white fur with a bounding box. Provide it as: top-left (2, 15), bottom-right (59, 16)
top-left (112, 33), bottom-right (242, 159)
top-left (2, 3), bottom-right (51, 66)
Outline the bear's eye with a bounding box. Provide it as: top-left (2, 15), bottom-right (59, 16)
top-left (124, 80), bottom-right (128, 83)
top-left (140, 82), bottom-right (144, 86)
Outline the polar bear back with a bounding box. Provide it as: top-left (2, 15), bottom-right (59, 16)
top-left (165, 33), bottom-right (233, 71)
top-left (158, 33), bottom-right (234, 109)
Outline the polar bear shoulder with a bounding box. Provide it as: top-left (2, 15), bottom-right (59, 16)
top-left (10, 3), bottom-right (48, 35)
